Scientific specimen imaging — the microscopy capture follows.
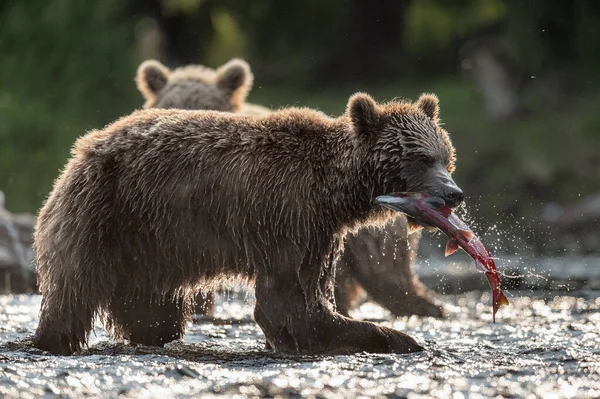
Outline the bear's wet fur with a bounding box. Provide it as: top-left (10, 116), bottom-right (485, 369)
top-left (33, 93), bottom-right (456, 355)
top-left (136, 59), bottom-right (444, 319)
top-left (136, 58), bottom-right (271, 316)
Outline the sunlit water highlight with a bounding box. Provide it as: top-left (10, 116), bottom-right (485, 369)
top-left (1, 285), bottom-right (599, 398)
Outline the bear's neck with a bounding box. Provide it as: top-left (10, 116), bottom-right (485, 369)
top-left (323, 133), bottom-right (394, 235)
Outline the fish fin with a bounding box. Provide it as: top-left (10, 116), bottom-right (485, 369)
top-left (445, 239), bottom-right (459, 257)
top-left (458, 229), bottom-right (474, 241)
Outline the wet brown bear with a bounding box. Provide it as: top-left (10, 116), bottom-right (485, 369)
top-left (136, 59), bottom-right (444, 318)
top-left (136, 58), bottom-right (270, 115)
top-left (33, 93), bottom-right (462, 355)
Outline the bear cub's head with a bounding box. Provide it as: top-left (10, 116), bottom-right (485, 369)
top-left (136, 58), bottom-right (253, 112)
top-left (347, 93), bottom-right (463, 209)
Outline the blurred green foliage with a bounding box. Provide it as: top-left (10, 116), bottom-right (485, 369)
top-left (0, 0), bottom-right (599, 232)
top-left (404, 0), bottom-right (506, 53)
top-left (0, 0), bottom-right (138, 212)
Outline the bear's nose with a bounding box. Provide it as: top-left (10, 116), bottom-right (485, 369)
top-left (443, 188), bottom-right (464, 209)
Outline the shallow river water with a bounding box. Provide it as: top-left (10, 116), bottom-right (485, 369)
top-left (1, 283), bottom-right (599, 398)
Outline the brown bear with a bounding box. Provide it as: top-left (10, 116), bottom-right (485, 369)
top-left (136, 58), bottom-right (270, 115)
top-left (33, 93), bottom-right (462, 356)
top-left (136, 59), bottom-right (444, 319)
top-left (136, 58), bottom-right (271, 316)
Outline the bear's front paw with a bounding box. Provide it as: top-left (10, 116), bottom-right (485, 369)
top-left (377, 325), bottom-right (424, 354)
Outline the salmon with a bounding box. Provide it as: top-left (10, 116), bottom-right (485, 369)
top-left (376, 192), bottom-right (509, 322)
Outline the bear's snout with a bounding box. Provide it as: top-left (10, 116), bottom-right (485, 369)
top-left (422, 167), bottom-right (464, 209)
top-left (442, 185), bottom-right (464, 209)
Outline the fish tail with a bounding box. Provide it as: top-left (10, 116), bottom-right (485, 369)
top-left (498, 291), bottom-right (509, 306)
top-left (492, 290), bottom-right (509, 323)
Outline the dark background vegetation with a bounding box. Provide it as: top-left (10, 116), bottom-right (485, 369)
top-left (1, 0), bottom-right (599, 253)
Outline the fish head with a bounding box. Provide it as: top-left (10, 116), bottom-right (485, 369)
top-left (375, 193), bottom-right (441, 231)
top-left (375, 193), bottom-right (419, 214)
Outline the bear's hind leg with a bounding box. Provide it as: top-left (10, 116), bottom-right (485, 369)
top-left (33, 285), bottom-right (97, 355)
top-left (109, 291), bottom-right (191, 347)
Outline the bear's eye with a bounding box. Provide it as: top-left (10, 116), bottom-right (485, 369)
top-left (421, 156), bottom-right (436, 167)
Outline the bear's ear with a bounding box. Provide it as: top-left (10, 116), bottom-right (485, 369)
top-left (216, 58), bottom-right (253, 109)
top-left (136, 60), bottom-right (170, 101)
top-left (416, 93), bottom-right (440, 123)
top-left (347, 92), bottom-right (379, 137)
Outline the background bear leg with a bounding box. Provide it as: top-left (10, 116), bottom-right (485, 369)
top-left (253, 266), bottom-right (423, 355)
top-left (109, 290), bottom-right (190, 347)
top-left (33, 286), bottom-right (97, 355)
top-left (337, 216), bottom-right (444, 318)
top-left (334, 264), bottom-right (364, 317)
top-left (192, 291), bottom-right (215, 316)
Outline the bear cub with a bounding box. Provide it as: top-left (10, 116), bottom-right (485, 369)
top-left (137, 58), bottom-right (269, 115)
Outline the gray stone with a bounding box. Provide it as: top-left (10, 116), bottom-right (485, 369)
top-left (0, 190), bottom-right (36, 293)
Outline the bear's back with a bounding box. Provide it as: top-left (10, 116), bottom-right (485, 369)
top-left (74, 108), bottom-right (347, 172)
top-left (73, 109), bottom-right (348, 200)
top-left (63, 107), bottom-right (355, 255)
